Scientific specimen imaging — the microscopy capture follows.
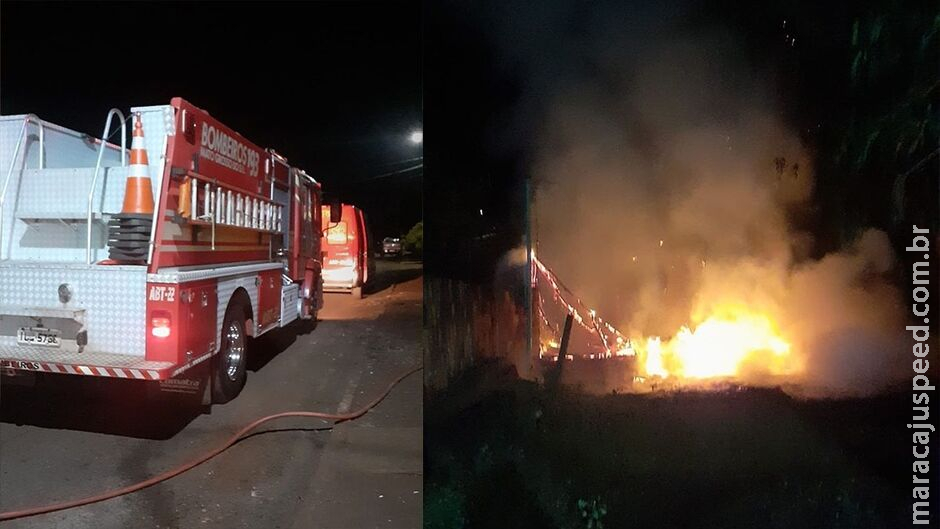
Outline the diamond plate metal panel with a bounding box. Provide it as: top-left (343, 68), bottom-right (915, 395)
top-left (0, 262), bottom-right (147, 355)
top-left (7, 221), bottom-right (107, 262)
top-left (216, 273), bottom-right (260, 342)
top-left (1, 115), bottom-right (127, 260)
top-left (147, 262), bottom-right (283, 283)
top-left (280, 283), bottom-right (299, 327)
top-left (0, 116), bottom-right (39, 175)
top-left (14, 166), bottom-right (128, 216)
top-left (7, 166), bottom-right (130, 261)
top-left (0, 115), bottom-right (124, 171)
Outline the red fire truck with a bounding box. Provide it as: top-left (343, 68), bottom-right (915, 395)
top-left (321, 203), bottom-right (374, 298)
top-left (0, 98), bottom-right (337, 403)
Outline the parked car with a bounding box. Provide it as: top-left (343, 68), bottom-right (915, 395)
top-left (383, 237), bottom-right (403, 256)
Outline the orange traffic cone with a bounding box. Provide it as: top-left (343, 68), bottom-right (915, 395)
top-left (121, 113), bottom-right (155, 215)
top-left (107, 112), bottom-right (155, 262)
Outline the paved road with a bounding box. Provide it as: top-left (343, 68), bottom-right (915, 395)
top-left (0, 260), bottom-right (423, 529)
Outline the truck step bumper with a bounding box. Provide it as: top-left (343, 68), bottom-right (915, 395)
top-left (0, 346), bottom-right (174, 380)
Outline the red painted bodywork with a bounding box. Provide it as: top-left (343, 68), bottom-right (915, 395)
top-left (321, 203), bottom-right (373, 289)
top-left (142, 98), bottom-right (323, 367)
top-left (146, 279), bottom-right (217, 366)
top-left (257, 269), bottom-right (282, 329)
top-left (150, 98), bottom-right (323, 276)
top-left (169, 97), bottom-right (265, 194)
top-left (290, 173), bottom-right (323, 281)
top-left (269, 152), bottom-right (291, 189)
top-left (1, 98), bottom-right (326, 382)
top-left (151, 98), bottom-right (273, 271)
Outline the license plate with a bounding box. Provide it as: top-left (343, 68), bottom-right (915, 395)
top-left (17, 327), bottom-right (60, 347)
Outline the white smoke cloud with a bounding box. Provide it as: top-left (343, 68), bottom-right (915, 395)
top-left (531, 33), bottom-right (907, 397)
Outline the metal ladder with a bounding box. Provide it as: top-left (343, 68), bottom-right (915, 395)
top-left (85, 109), bottom-right (127, 264)
top-left (0, 114), bottom-right (45, 261)
top-left (179, 172), bottom-right (284, 251)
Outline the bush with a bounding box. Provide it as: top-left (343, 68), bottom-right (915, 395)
top-left (404, 221), bottom-right (423, 255)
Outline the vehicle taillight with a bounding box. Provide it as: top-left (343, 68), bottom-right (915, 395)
top-left (151, 312), bottom-right (171, 338)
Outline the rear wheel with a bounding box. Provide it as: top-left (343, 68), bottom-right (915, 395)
top-left (211, 304), bottom-right (248, 404)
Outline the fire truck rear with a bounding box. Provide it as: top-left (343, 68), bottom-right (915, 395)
top-left (321, 203), bottom-right (374, 298)
top-left (0, 98), bottom-right (331, 403)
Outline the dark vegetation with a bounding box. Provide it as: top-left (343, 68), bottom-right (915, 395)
top-left (425, 361), bottom-right (909, 528)
top-left (404, 220), bottom-right (424, 256)
top-left (699, 0), bottom-right (938, 285)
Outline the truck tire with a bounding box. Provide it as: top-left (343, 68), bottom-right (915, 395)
top-left (352, 286), bottom-right (363, 299)
top-left (212, 303), bottom-right (248, 404)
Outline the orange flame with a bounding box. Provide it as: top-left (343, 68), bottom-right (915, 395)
top-left (629, 312), bottom-right (800, 381)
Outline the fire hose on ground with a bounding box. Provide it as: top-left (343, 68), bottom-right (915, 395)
top-left (0, 365), bottom-right (423, 522)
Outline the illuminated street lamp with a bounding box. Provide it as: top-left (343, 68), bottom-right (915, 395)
top-left (409, 130), bottom-right (423, 144)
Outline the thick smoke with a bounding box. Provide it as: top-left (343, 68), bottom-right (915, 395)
top-left (530, 33), bottom-right (907, 397)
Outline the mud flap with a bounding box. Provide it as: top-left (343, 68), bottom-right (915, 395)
top-left (1, 368), bottom-right (38, 388)
top-left (147, 361), bottom-right (212, 407)
top-left (314, 274), bottom-right (324, 312)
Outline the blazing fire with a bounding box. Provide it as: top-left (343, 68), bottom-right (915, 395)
top-left (535, 252), bottom-right (804, 383)
top-left (626, 311), bottom-right (800, 381)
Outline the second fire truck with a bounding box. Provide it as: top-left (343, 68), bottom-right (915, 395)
top-left (0, 98), bottom-right (337, 403)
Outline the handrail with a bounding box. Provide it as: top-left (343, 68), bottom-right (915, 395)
top-left (0, 114), bottom-right (45, 260)
top-left (86, 109), bottom-right (127, 264)
top-left (146, 133), bottom-right (168, 266)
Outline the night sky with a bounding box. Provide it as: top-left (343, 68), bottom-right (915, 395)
top-left (0, 1), bottom-right (422, 239)
top-left (424, 0), bottom-right (938, 281)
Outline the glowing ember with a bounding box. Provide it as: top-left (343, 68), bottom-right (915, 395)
top-left (614, 343), bottom-right (635, 357)
top-left (634, 313), bottom-right (798, 380)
